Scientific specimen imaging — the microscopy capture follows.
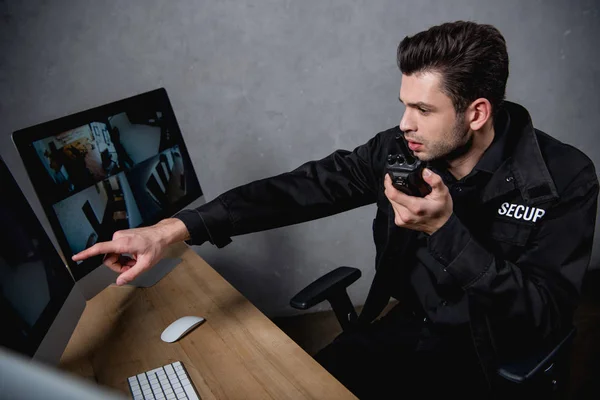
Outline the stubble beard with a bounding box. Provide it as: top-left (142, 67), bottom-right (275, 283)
top-left (416, 113), bottom-right (471, 163)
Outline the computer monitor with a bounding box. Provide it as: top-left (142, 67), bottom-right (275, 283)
top-left (0, 347), bottom-right (127, 400)
top-left (12, 88), bottom-right (205, 299)
top-left (0, 156), bottom-right (86, 366)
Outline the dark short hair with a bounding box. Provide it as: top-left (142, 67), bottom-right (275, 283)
top-left (397, 21), bottom-right (509, 115)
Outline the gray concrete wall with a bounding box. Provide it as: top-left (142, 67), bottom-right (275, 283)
top-left (1, 0), bottom-right (598, 317)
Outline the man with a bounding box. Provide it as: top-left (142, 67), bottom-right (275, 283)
top-left (73, 21), bottom-right (598, 398)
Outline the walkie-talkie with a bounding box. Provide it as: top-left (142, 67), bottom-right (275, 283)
top-left (385, 134), bottom-right (432, 197)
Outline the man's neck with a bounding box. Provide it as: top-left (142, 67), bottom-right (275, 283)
top-left (447, 121), bottom-right (496, 180)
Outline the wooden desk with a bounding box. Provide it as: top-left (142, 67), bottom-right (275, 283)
top-left (59, 243), bottom-right (356, 399)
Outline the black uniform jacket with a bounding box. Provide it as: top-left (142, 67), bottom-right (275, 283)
top-left (175, 101), bottom-right (598, 386)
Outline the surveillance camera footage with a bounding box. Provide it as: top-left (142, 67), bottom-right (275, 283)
top-left (30, 108), bottom-right (200, 261)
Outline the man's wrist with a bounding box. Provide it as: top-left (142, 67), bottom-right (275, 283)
top-left (155, 218), bottom-right (191, 245)
top-left (425, 212), bottom-right (453, 236)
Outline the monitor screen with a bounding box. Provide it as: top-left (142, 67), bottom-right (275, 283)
top-left (12, 88), bottom-right (203, 281)
top-left (0, 157), bottom-right (76, 358)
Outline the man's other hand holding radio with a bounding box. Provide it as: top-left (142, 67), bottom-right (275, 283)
top-left (384, 168), bottom-right (453, 235)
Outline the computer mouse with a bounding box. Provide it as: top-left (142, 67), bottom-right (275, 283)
top-left (160, 316), bottom-right (206, 343)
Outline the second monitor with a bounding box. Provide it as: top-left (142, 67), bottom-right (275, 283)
top-left (12, 88), bottom-right (205, 299)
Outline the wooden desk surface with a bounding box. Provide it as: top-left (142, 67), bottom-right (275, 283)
top-left (59, 243), bottom-right (356, 399)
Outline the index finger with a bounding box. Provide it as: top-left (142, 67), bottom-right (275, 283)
top-left (72, 240), bottom-right (126, 261)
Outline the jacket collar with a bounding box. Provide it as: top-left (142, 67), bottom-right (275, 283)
top-left (481, 101), bottom-right (559, 205)
top-left (474, 106), bottom-right (510, 174)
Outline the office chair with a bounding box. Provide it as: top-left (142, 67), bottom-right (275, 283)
top-left (290, 266), bottom-right (576, 398)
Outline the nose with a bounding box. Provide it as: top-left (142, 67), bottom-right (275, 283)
top-left (399, 109), bottom-right (416, 133)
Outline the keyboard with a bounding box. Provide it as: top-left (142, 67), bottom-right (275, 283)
top-left (127, 361), bottom-right (201, 400)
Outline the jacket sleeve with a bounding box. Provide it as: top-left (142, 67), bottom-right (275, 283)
top-left (427, 162), bottom-right (598, 343)
top-left (175, 131), bottom-right (391, 247)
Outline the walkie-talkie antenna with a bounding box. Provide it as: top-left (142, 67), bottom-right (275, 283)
top-left (396, 132), bottom-right (417, 164)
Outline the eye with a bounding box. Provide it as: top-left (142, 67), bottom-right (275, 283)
top-left (418, 107), bottom-right (430, 115)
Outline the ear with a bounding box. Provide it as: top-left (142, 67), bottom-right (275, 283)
top-left (466, 98), bottom-right (492, 131)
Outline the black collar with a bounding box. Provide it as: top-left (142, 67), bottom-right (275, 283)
top-left (474, 107), bottom-right (510, 174)
top-left (480, 101), bottom-right (558, 205)
top-left (427, 101), bottom-right (558, 205)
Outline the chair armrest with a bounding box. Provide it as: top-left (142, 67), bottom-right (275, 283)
top-left (290, 267), bottom-right (361, 310)
top-left (497, 327), bottom-right (576, 384)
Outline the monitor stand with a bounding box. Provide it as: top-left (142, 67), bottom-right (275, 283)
top-left (128, 257), bottom-right (182, 287)
top-left (76, 257), bottom-right (182, 300)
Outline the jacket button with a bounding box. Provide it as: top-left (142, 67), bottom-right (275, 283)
top-left (506, 176), bottom-right (514, 182)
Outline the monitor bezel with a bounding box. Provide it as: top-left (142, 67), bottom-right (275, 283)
top-left (12, 88), bottom-right (203, 281)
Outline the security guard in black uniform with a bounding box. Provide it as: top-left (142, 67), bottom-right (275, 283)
top-left (74, 21), bottom-right (599, 398)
